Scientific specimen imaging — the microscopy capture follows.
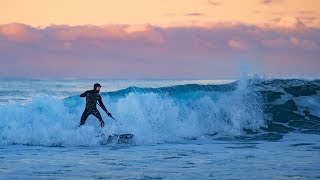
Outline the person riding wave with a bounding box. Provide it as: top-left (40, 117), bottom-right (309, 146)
top-left (79, 83), bottom-right (112, 127)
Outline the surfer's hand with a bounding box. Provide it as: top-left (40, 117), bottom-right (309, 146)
top-left (100, 120), bottom-right (105, 127)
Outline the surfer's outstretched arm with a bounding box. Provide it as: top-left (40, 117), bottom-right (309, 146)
top-left (98, 95), bottom-right (112, 117)
top-left (80, 90), bottom-right (89, 97)
top-left (98, 96), bottom-right (108, 112)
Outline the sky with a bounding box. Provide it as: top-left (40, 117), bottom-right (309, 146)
top-left (0, 0), bottom-right (319, 78)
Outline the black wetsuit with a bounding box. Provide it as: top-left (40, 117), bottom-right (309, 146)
top-left (79, 89), bottom-right (108, 126)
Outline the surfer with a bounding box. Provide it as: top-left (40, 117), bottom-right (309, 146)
top-left (79, 83), bottom-right (112, 127)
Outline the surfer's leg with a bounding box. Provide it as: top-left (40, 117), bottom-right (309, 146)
top-left (80, 109), bottom-right (91, 126)
top-left (92, 109), bottom-right (103, 121)
top-left (92, 109), bottom-right (105, 127)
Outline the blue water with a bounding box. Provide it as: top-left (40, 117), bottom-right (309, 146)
top-left (0, 78), bottom-right (319, 179)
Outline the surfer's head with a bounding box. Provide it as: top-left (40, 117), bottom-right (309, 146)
top-left (94, 83), bottom-right (101, 93)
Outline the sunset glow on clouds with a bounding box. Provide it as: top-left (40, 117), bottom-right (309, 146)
top-left (0, 0), bottom-right (319, 78)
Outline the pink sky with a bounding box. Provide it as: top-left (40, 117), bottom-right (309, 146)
top-left (0, 1), bottom-right (319, 78)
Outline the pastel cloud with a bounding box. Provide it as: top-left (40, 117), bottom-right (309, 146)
top-left (207, 0), bottom-right (221, 6)
top-left (0, 22), bottom-right (319, 78)
top-left (290, 37), bottom-right (318, 49)
top-left (54, 24), bottom-right (164, 44)
top-left (228, 39), bottom-right (247, 50)
top-left (186, 13), bottom-right (205, 17)
top-left (260, 0), bottom-right (283, 4)
top-left (273, 17), bottom-right (306, 29)
top-left (0, 23), bottom-right (37, 42)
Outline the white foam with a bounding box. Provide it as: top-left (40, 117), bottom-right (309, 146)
top-left (0, 80), bottom-right (266, 146)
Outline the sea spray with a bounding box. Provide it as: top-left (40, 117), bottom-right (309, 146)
top-left (1, 78), bottom-right (319, 146)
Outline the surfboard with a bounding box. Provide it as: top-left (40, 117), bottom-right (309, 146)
top-left (99, 133), bottom-right (134, 144)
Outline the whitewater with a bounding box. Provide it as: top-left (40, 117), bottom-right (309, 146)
top-left (0, 78), bottom-right (319, 179)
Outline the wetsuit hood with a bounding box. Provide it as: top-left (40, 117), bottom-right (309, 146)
top-left (94, 83), bottom-right (101, 93)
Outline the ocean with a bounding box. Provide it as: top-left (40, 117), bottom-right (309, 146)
top-left (0, 78), bottom-right (319, 179)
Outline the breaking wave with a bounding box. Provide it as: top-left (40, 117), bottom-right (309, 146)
top-left (1, 78), bottom-right (319, 146)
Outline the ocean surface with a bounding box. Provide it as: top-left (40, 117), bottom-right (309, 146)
top-left (0, 78), bottom-right (320, 179)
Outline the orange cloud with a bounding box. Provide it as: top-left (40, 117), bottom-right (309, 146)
top-left (274, 17), bottom-right (306, 29)
top-left (186, 13), bottom-right (205, 16)
top-left (207, 0), bottom-right (221, 6)
top-left (290, 37), bottom-right (318, 49)
top-left (228, 39), bottom-right (247, 50)
top-left (290, 37), bottom-right (299, 45)
top-left (0, 23), bottom-right (35, 42)
top-left (260, 0), bottom-right (284, 4)
top-left (54, 25), bottom-right (164, 44)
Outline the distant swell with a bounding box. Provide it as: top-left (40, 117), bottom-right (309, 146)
top-left (0, 78), bottom-right (319, 146)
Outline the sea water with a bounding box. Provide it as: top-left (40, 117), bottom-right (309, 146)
top-left (0, 78), bottom-right (319, 179)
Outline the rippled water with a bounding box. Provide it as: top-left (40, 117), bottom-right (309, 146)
top-left (1, 134), bottom-right (319, 179)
